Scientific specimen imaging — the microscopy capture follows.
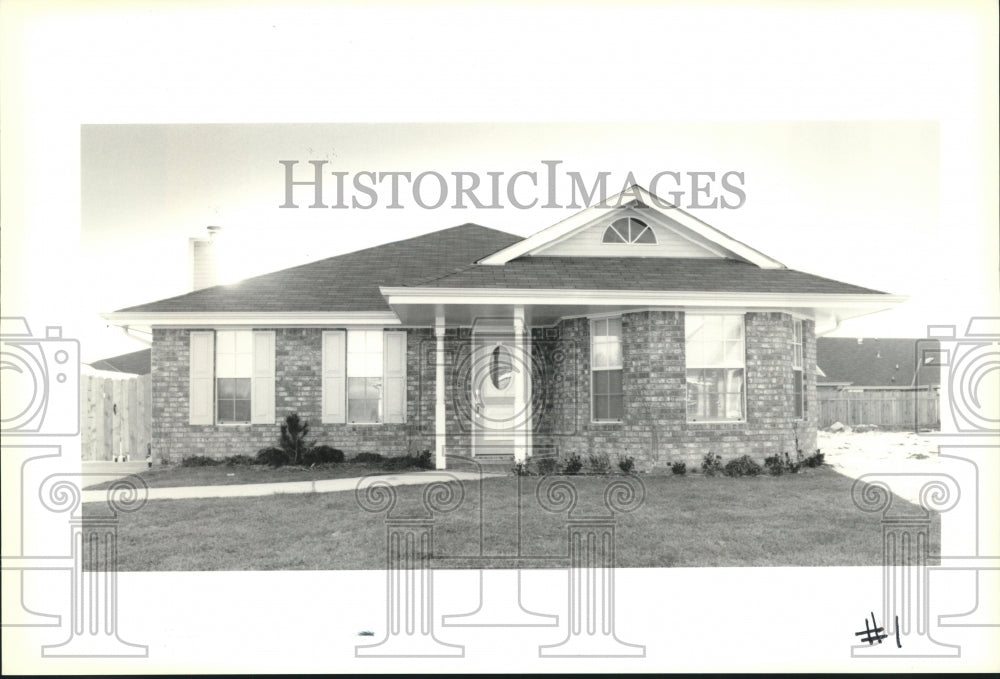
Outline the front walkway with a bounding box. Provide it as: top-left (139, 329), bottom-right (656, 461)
top-left (80, 469), bottom-right (493, 504)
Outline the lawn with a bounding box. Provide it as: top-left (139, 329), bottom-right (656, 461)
top-left (85, 467), bottom-right (940, 570)
top-left (85, 461), bottom-right (428, 490)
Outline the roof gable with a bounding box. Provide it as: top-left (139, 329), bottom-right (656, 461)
top-left (529, 205), bottom-right (730, 259)
top-left (478, 185), bottom-right (785, 268)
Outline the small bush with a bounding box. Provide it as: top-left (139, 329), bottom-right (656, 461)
top-left (181, 455), bottom-right (221, 467)
top-left (415, 450), bottom-right (433, 470)
top-left (587, 453), bottom-right (611, 475)
top-left (512, 461), bottom-right (532, 476)
top-left (671, 461), bottom-right (687, 476)
top-left (701, 453), bottom-right (724, 477)
top-left (534, 457), bottom-right (560, 475)
top-left (302, 445), bottom-right (345, 466)
top-left (804, 449), bottom-right (825, 468)
top-left (618, 455), bottom-right (636, 474)
top-left (255, 447), bottom-right (289, 468)
top-left (223, 454), bottom-right (255, 466)
top-left (280, 413), bottom-right (314, 465)
top-left (764, 454), bottom-right (784, 476)
top-left (352, 452), bottom-right (385, 465)
top-left (724, 454), bottom-right (762, 478)
top-left (784, 451), bottom-right (801, 474)
top-left (563, 454), bottom-right (584, 475)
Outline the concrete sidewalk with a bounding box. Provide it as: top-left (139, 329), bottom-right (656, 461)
top-left (80, 469), bottom-right (492, 504)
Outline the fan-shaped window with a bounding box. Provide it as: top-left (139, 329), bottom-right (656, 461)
top-left (602, 217), bottom-right (656, 244)
top-left (490, 345), bottom-right (513, 390)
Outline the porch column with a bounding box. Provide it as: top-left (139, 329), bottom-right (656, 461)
top-left (513, 306), bottom-right (528, 464)
top-left (434, 315), bottom-right (447, 470)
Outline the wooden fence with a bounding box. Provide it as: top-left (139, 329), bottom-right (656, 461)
top-left (816, 388), bottom-right (939, 430)
top-left (80, 373), bottom-right (152, 461)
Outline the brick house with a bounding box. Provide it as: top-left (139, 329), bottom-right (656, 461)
top-left (103, 186), bottom-right (903, 471)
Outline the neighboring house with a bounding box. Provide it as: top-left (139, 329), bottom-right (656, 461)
top-left (816, 338), bottom-right (941, 391)
top-left (102, 186), bottom-right (903, 470)
top-left (86, 348), bottom-right (152, 375)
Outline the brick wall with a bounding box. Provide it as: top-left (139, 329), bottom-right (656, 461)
top-left (531, 311), bottom-right (818, 471)
top-left (151, 312), bottom-right (817, 467)
top-left (151, 327), bottom-right (436, 462)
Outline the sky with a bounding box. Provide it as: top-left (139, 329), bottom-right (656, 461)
top-left (78, 120), bottom-right (960, 362)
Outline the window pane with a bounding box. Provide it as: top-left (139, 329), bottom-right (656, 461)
top-left (603, 226), bottom-right (625, 243)
top-left (725, 340), bottom-right (743, 363)
top-left (347, 331), bottom-right (366, 353)
top-left (347, 352), bottom-right (366, 376)
top-left (704, 316), bottom-right (723, 341)
top-left (218, 378), bottom-right (235, 399)
top-left (593, 395), bottom-right (609, 421)
top-left (234, 399), bottom-right (251, 423)
top-left (216, 354), bottom-right (236, 378)
top-left (607, 394), bottom-right (623, 420)
top-left (634, 225), bottom-right (656, 243)
top-left (365, 330), bottom-right (383, 352)
top-left (363, 353), bottom-right (382, 376)
top-left (724, 316), bottom-right (743, 340)
top-left (606, 341), bottom-right (622, 368)
top-left (593, 370), bottom-right (609, 394)
top-left (592, 341), bottom-right (608, 370)
top-left (234, 353), bottom-right (252, 377)
top-left (686, 315), bottom-right (704, 343)
top-left (234, 330), bottom-right (253, 354)
top-left (607, 369), bottom-right (623, 395)
top-left (348, 377), bottom-right (366, 399)
top-left (216, 330), bottom-right (235, 354)
top-left (366, 378), bottom-right (382, 400)
top-left (235, 378), bottom-right (251, 399)
top-left (704, 342), bottom-right (724, 366)
top-left (217, 399), bottom-right (235, 422)
top-left (606, 317), bottom-right (621, 338)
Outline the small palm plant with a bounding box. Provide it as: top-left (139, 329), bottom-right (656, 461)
top-left (280, 413), bottom-right (313, 465)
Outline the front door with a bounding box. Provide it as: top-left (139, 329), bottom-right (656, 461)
top-left (471, 331), bottom-right (518, 458)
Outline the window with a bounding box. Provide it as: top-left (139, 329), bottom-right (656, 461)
top-left (591, 317), bottom-right (623, 421)
top-left (685, 314), bottom-right (745, 421)
top-left (791, 318), bottom-right (804, 418)
top-left (490, 345), bottom-right (513, 390)
top-left (602, 217), bottom-right (656, 244)
top-left (189, 329), bottom-right (274, 426)
top-left (216, 330), bottom-right (253, 423)
top-left (347, 330), bottom-right (384, 423)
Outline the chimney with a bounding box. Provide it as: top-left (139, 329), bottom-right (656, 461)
top-left (189, 226), bottom-right (221, 290)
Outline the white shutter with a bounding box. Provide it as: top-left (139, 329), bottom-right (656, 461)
top-left (251, 331), bottom-right (276, 424)
top-left (322, 330), bottom-right (346, 423)
top-left (189, 331), bottom-right (215, 425)
top-left (383, 331), bottom-right (407, 423)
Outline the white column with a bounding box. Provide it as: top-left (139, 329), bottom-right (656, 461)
top-left (512, 307), bottom-right (528, 463)
top-left (434, 315), bottom-right (447, 470)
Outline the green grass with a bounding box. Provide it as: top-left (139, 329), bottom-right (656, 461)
top-left (85, 467), bottom-right (940, 570)
top-left (86, 461), bottom-right (427, 490)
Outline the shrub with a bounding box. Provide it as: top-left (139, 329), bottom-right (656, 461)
top-left (587, 453), bottom-right (611, 474)
top-left (804, 449), bottom-right (825, 468)
top-left (534, 457), bottom-right (560, 475)
top-left (352, 452), bottom-right (385, 465)
top-left (671, 461), bottom-right (687, 476)
top-left (618, 455), bottom-right (636, 474)
top-left (701, 453), bottom-right (724, 476)
top-left (223, 454), bottom-right (255, 466)
top-left (280, 413), bottom-right (314, 465)
top-left (512, 461), bottom-right (532, 476)
top-left (784, 451), bottom-right (801, 474)
top-left (724, 454), bottom-right (762, 478)
top-left (764, 454), bottom-right (784, 476)
top-left (255, 447), bottom-right (289, 468)
top-left (181, 455), bottom-right (221, 467)
top-left (301, 445), bottom-right (345, 466)
top-left (415, 450), bottom-right (433, 470)
top-left (562, 453), bottom-right (584, 475)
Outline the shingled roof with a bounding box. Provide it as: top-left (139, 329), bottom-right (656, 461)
top-left (117, 222), bottom-right (889, 315)
top-left (816, 338), bottom-right (941, 388)
top-left (86, 348), bottom-right (152, 375)
top-left (410, 256), bottom-right (886, 294)
top-left (117, 224), bottom-right (522, 313)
